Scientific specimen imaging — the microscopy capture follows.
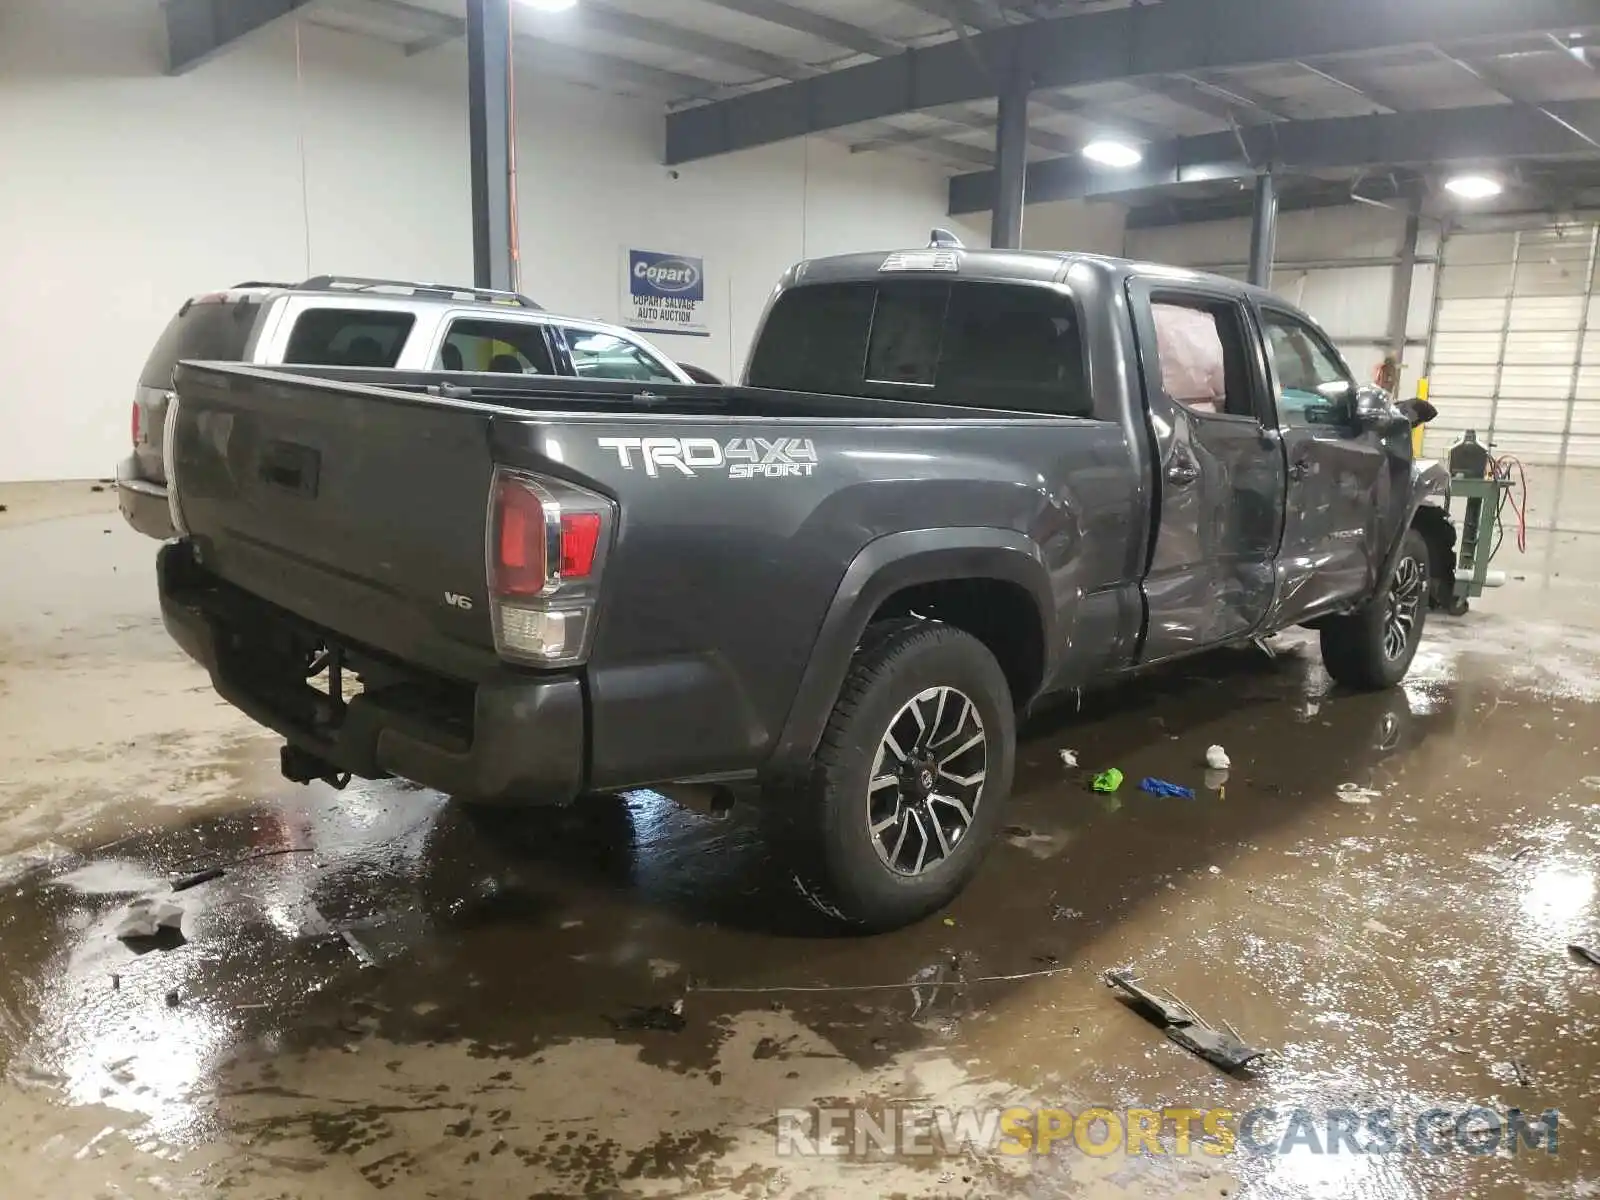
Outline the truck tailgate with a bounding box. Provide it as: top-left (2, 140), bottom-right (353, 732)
top-left (170, 363), bottom-right (501, 679)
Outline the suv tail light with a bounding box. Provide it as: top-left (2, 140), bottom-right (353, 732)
top-left (488, 468), bottom-right (614, 666)
top-left (132, 400), bottom-right (142, 447)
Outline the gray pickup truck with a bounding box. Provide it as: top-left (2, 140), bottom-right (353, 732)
top-left (155, 240), bottom-right (1452, 930)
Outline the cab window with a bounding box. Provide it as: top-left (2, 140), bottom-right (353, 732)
top-left (1147, 297), bottom-right (1257, 420)
top-left (1262, 312), bottom-right (1354, 428)
top-left (559, 328), bottom-right (679, 383)
top-left (436, 318), bottom-right (555, 375)
top-left (748, 279), bottom-right (1091, 417)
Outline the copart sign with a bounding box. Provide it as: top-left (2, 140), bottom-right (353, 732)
top-left (623, 248), bottom-right (709, 338)
top-left (598, 436), bottom-right (818, 479)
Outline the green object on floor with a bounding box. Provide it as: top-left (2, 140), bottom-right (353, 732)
top-left (1092, 768), bottom-right (1124, 794)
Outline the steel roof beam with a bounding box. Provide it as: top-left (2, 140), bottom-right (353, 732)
top-left (667, 0), bottom-right (1600, 163)
top-left (165, 0), bottom-right (313, 73)
top-left (695, 0), bottom-right (904, 58)
top-left (949, 97), bottom-right (1600, 213)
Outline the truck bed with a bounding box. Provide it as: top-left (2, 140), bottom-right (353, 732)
top-left (164, 360), bottom-right (1142, 795)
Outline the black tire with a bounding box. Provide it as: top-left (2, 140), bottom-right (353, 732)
top-left (769, 620), bottom-right (1016, 932)
top-left (1320, 528), bottom-right (1430, 690)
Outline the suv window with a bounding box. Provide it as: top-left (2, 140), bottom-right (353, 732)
top-left (748, 280), bottom-right (1090, 416)
top-left (284, 309), bottom-right (414, 368)
top-left (1262, 312), bottom-right (1354, 427)
top-left (559, 327), bottom-right (679, 383)
top-left (436, 318), bottom-right (556, 375)
top-left (140, 298), bottom-right (261, 388)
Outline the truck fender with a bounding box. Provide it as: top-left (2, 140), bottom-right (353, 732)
top-left (1381, 459), bottom-right (1451, 581)
top-left (766, 528), bottom-right (1056, 773)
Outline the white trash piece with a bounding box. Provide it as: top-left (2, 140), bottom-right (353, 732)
top-left (115, 897), bottom-right (184, 940)
top-left (1336, 783), bottom-right (1383, 805)
top-left (1059, 749), bottom-right (1079, 768)
top-left (1204, 745), bottom-right (1230, 770)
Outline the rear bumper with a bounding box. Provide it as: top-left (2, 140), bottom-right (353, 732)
top-left (115, 457), bottom-right (176, 540)
top-left (158, 543), bottom-right (585, 804)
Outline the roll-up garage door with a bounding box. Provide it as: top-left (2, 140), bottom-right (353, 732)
top-left (1425, 223), bottom-right (1600, 533)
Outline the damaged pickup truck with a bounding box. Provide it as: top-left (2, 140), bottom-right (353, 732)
top-left (156, 241), bottom-right (1452, 930)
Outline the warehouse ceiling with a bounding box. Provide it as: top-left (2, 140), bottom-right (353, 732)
top-left (166, 0), bottom-right (1600, 221)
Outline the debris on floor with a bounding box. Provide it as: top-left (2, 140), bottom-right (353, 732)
top-left (1512, 1059), bottom-right (1535, 1087)
top-left (170, 866), bottom-right (226, 892)
top-left (338, 928), bottom-right (378, 968)
top-left (1569, 943), bottom-right (1600, 967)
top-left (610, 999), bottom-right (687, 1033)
top-left (1336, 782), bottom-right (1383, 804)
top-left (1203, 768), bottom-right (1229, 793)
top-left (1204, 745), bottom-right (1231, 770)
top-left (1103, 968), bottom-right (1266, 1073)
top-left (1058, 749), bottom-right (1079, 768)
top-left (1051, 903), bottom-right (1082, 922)
top-left (1091, 768), bottom-right (1123, 793)
top-left (1139, 777), bottom-right (1195, 799)
top-left (114, 897), bottom-right (184, 941)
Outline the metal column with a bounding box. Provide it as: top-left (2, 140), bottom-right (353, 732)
top-left (990, 75), bottom-right (1029, 250)
top-left (1247, 173), bottom-right (1278, 289)
top-left (1386, 195), bottom-right (1422, 370)
top-left (467, 0), bottom-right (516, 292)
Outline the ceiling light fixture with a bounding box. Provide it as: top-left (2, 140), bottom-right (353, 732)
top-left (517, 0), bottom-right (578, 12)
top-left (1444, 173), bottom-right (1504, 200)
top-left (1082, 140), bottom-right (1143, 168)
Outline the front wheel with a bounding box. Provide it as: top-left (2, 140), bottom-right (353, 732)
top-left (1320, 528), bottom-right (1430, 690)
top-left (769, 621), bottom-right (1015, 932)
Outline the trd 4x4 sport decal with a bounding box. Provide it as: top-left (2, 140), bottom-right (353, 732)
top-left (597, 436), bottom-right (819, 479)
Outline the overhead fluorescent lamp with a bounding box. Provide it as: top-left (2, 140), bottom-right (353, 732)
top-left (1444, 173), bottom-right (1504, 200)
top-left (517, 0), bottom-right (577, 11)
top-left (1082, 140), bottom-right (1144, 168)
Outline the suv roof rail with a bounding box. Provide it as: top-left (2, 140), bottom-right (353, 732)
top-left (231, 280), bottom-right (295, 289)
top-left (295, 275), bottom-right (543, 310)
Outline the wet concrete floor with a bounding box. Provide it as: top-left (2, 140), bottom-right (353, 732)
top-left (1, 482), bottom-right (1599, 1198)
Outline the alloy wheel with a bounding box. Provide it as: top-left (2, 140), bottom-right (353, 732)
top-left (866, 686), bottom-right (987, 877)
top-left (1383, 555), bottom-right (1426, 661)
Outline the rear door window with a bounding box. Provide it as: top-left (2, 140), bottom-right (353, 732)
top-left (559, 327), bottom-right (679, 383)
top-left (747, 279), bottom-right (1090, 416)
top-left (436, 318), bottom-right (556, 375)
top-left (283, 309), bottom-right (415, 367)
top-left (139, 298), bottom-right (262, 388)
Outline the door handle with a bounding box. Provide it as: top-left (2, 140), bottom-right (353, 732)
top-left (1288, 457), bottom-right (1312, 482)
top-left (1166, 456), bottom-right (1200, 487)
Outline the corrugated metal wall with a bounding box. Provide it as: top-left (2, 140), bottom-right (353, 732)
top-left (1425, 222), bottom-right (1600, 533)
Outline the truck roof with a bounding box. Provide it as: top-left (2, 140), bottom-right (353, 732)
top-left (783, 241), bottom-right (1275, 302)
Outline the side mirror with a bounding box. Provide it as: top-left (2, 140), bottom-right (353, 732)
top-left (1353, 383), bottom-right (1412, 435)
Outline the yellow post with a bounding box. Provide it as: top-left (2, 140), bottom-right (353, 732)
top-left (1412, 377), bottom-right (1429, 457)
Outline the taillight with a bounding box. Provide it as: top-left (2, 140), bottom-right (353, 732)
top-left (488, 469), bottom-right (613, 666)
top-left (132, 401), bottom-right (142, 447)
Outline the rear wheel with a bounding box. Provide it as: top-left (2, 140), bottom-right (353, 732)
top-left (770, 621), bottom-right (1015, 932)
top-left (1320, 528), bottom-right (1430, 690)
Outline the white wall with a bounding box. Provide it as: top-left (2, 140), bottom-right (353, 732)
top-left (1126, 204), bottom-right (1439, 394)
top-left (1021, 200), bottom-right (1127, 256)
top-left (0, 0), bottom-right (963, 482)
